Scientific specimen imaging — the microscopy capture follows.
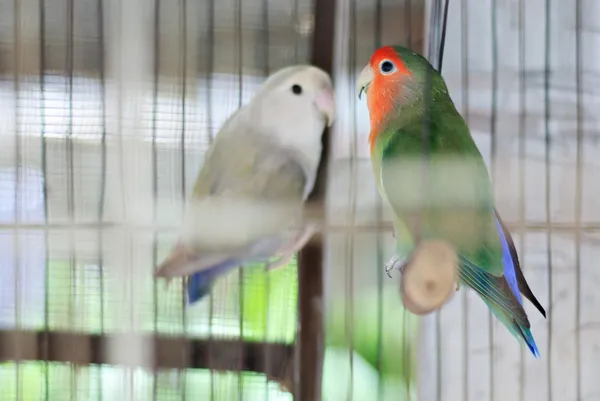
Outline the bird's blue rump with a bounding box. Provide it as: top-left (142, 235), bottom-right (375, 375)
top-left (187, 259), bottom-right (240, 304)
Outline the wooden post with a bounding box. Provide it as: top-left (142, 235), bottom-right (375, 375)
top-left (294, 0), bottom-right (336, 399)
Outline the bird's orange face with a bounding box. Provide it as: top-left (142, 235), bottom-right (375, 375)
top-left (357, 46), bottom-right (413, 151)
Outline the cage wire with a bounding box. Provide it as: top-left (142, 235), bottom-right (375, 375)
top-left (411, 1), bottom-right (600, 401)
top-left (1, 0), bottom-right (600, 400)
top-left (2, 0), bottom-right (312, 398)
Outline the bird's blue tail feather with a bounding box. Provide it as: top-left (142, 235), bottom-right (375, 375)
top-left (519, 325), bottom-right (541, 358)
top-left (492, 210), bottom-right (540, 358)
top-left (484, 297), bottom-right (541, 358)
top-left (494, 214), bottom-right (523, 305)
top-left (187, 259), bottom-right (240, 304)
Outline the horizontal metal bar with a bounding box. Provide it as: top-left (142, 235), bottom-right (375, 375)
top-left (0, 330), bottom-right (294, 388)
top-left (1, 221), bottom-right (600, 233)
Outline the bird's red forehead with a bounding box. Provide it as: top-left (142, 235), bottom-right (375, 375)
top-left (365, 46), bottom-right (411, 152)
top-left (369, 46), bottom-right (410, 76)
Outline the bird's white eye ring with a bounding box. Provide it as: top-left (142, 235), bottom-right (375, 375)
top-left (379, 59), bottom-right (397, 75)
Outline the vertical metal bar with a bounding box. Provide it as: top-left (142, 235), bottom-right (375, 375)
top-left (292, 0), bottom-right (300, 62)
top-left (259, 0), bottom-right (271, 397)
top-left (151, 0), bottom-right (160, 398)
top-left (68, 0), bottom-right (79, 385)
top-left (236, 0), bottom-right (244, 397)
top-left (405, 0), bottom-right (412, 49)
top-left (573, 1), bottom-right (583, 401)
top-left (404, 2), bottom-right (434, 399)
top-left (373, 1), bottom-right (384, 400)
top-left (346, 0), bottom-right (357, 399)
top-left (64, 7), bottom-right (78, 399)
top-left (460, 0), bottom-right (470, 400)
top-left (236, 0), bottom-right (243, 122)
top-left (13, 0), bottom-right (21, 240)
top-left (433, 3), bottom-right (452, 400)
top-left (543, 0), bottom-right (553, 399)
top-left (436, 0), bottom-right (450, 73)
top-left (206, 0), bottom-right (214, 145)
top-left (295, 0), bottom-right (336, 398)
top-left (427, 0), bottom-right (441, 66)
top-left (180, 0), bottom-right (187, 199)
top-left (12, 0), bottom-right (22, 398)
top-left (108, 0), bottom-right (155, 388)
top-left (489, 2), bottom-right (499, 401)
top-left (435, 311), bottom-right (441, 401)
top-left (179, 0), bottom-right (188, 397)
top-left (425, 5), bottom-right (440, 401)
top-left (39, 0), bottom-right (50, 397)
top-left (375, 181), bottom-right (384, 401)
top-left (66, 0), bottom-right (76, 354)
top-left (97, 0), bottom-right (107, 398)
top-left (517, 0), bottom-right (526, 399)
top-left (204, 0), bottom-right (216, 396)
top-left (97, 0), bottom-right (107, 332)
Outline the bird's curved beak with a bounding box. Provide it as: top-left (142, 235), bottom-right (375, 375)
top-left (314, 87), bottom-right (336, 127)
top-left (357, 64), bottom-right (374, 100)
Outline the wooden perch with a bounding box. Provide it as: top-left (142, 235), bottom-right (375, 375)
top-left (400, 240), bottom-right (458, 315)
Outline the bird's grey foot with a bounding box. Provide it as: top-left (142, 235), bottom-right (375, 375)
top-left (384, 254), bottom-right (406, 278)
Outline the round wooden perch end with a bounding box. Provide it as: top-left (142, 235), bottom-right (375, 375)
top-left (400, 240), bottom-right (458, 315)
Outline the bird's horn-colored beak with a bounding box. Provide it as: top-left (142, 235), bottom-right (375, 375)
top-left (357, 64), bottom-right (374, 100)
top-left (314, 87), bottom-right (336, 127)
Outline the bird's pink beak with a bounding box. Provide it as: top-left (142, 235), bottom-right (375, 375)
top-left (314, 87), bottom-right (336, 127)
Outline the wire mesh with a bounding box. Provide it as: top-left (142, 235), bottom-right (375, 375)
top-left (1, 0), bottom-right (313, 398)
top-left (1, 0), bottom-right (600, 400)
top-left (330, 1), bottom-right (600, 401)
top-left (414, 1), bottom-right (600, 401)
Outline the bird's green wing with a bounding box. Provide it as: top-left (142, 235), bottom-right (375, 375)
top-left (192, 130), bottom-right (307, 201)
top-left (376, 113), bottom-right (504, 277)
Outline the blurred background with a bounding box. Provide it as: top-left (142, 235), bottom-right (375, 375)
top-left (0, 0), bottom-right (599, 400)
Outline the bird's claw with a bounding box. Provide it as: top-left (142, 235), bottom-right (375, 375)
top-left (384, 254), bottom-right (405, 278)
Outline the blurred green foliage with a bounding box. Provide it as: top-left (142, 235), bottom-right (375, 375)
top-left (241, 259), bottom-right (298, 343)
top-left (0, 363), bottom-right (292, 400)
top-left (2, 255), bottom-right (417, 400)
top-left (325, 286), bottom-right (419, 384)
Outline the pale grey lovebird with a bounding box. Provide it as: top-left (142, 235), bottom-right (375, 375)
top-left (154, 65), bottom-right (336, 304)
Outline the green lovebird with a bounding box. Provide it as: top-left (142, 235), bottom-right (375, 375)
top-left (356, 45), bottom-right (546, 357)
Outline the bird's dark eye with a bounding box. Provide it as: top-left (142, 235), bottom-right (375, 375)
top-left (379, 60), bottom-right (396, 74)
top-left (291, 84), bottom-right (303, 95)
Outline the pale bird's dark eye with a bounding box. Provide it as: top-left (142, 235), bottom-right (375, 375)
top-left (291, 84), bottom-right (303, 95)
top-left (379, 60), bottom-right (396, 74)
